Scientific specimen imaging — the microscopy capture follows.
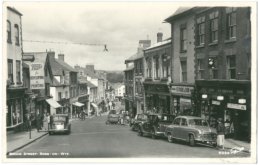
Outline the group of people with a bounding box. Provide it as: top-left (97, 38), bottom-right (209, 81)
top-left (35, 113), bottom-right (53, 132)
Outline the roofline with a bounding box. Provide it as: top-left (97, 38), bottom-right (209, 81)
top-left (164, 7), bottom-right (195, 23)
top-left (7, 6), bottom-right (23, 16)
top-left (143, 40), bottom-right (171, 52)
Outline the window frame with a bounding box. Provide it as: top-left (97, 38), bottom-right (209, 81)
top-left (154, 56), bottom-right (159, 79)
top-left (16, 60), bottom-right (21, 84)
top-left (226, 8), bottom-right (237, 39)
top-left (197, 59), bottom-right (205, 79)
top-left (209, 57), bottom-right (218, 79)
top-left (227, 55), bottom-right (236, 79)
top-left (180, 27), bottom-right (187, 52)
top-left (14, 24), bottom-right (19, 46)
top-left (8, 59), bottom-right (13, 83)
top-left (180, 60), bottom-right (187, 82)
top-left (7, 20), bottom-right (12, 43)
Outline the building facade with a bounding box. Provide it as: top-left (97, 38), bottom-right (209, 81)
top-left (124, 65), bottom-right (135, 116)
top-left (165, 8), bottom-right (196, 116)
top-left (193, 7), bottom-right (251, 141)
top-left (6, 7), bottom-right (26, 130)
top-left (143, 34), bottom-right (172, 115)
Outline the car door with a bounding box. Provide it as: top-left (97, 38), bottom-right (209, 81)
top-left (171, 117), bottom-right (181, 139)
top-left (179, 118), bottom-right (189, 140)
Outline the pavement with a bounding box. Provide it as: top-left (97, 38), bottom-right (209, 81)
top-left (6, 129), bottom-right (48, 154)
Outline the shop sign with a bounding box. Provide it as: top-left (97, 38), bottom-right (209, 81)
top-left (171, 86), bottom-right (194, 96)
top-left (212, 100), bottom-right (220, 105)
top-left (30, 63), bottom-right (45, 89)
top-left (227, 103), bottom-right (246, 110)
top-left (180, 98), bottom-right (191, 103)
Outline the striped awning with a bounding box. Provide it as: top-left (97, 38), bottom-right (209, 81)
top-left (46, 99), bottom-right (62, 109)
top-left (73, 102), bottom-right (84, 107)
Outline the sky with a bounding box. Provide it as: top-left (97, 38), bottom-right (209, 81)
top-left (5, 2), bottom-right (179, 71)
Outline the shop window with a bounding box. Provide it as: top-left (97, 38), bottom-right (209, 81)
top-left (7, 20), bottom-right (11, 43)
top-left (197, 16), bottom-right (205, 46)
top-left (227, 55), bottom-right (236, 79)
top-left (180, 61), bottom-right (187, 82)
top-left (14, 24), bottom-right (19, 46)
top-left (209, 11), bottom-right (219, 43)
top-left (180, 27), bottom-right (187, 52)
top-left (226, 7), bottom-right (237, 39)
top-left (16, 60), bottom-right (21, 84)
top-left (8, 59), bottom-right (13, 83)
top-left (197, 59), bottom-right (205, 79)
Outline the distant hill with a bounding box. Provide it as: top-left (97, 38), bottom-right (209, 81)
top-left (106, 71), bottom-right (124, 83)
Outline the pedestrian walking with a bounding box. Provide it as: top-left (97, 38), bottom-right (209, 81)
top-left (50, 114), bottom-right (54, 129)
top-left (43, 113), bottom-right (48, 131)
top-left (36, 113), bottom-right (42, 132)
top-left (47, 113), bottom-right (50, 130)
top-left (216, 118), bottom-right (225, 150)
top-left (24, 113), bottom-right (31, 132)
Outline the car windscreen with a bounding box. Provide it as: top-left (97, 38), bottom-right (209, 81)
top-left (53, 116), bottom-right (66, 122)
top-left (137, 114), bottom-right (147, 121)
top-left (188, 119), bottom-right (208, 126)
top-left (109, 110), bottom-right (117, 114)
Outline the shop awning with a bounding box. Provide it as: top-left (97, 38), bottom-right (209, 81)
top-left (91, 103), bottom-right (98, 108)
top-left (46, 99), bottom-right (62, 109)
top-left (73, 102), bottom-right (84, 107)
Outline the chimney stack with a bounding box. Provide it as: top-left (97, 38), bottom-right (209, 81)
top-left (48, 51), bottom-right (55, 59)
top-left (157, 32), bottom-right (163, 43)
top-left (58, 54), bottom-right (64, 61)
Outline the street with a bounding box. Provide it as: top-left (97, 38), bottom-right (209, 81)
top-left (9, 111), bottom-right (250, 158)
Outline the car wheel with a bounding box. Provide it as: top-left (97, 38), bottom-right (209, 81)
top-left (151, 129), bottom-right (156, 139)
top-left (49, 131), bottom-right (53, 135)
top-left (189, 134), bottom-right (195, 146)
top-left (167, 133), bottom-right (173, 143)
top-left (138, 128), bottom-right (143, 136)
top-left (212, 143), bottom-right (217, 148)
top-left (131, 125), bottom-right (135, 131)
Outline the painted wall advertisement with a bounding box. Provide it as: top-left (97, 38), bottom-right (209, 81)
top-left (30, 63), bottom-right (45, 89)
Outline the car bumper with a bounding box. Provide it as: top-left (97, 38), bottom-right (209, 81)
top-left (195, 136), bottom-right (217, 145)
top-left (49, 129), bottom-right (69, 133)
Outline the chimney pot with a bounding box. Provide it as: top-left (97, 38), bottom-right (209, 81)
top-left (157, 32), bottom-right (163, 43)
top-left (58, 54), bottom-right (65, 61)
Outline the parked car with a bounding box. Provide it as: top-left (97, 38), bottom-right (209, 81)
top-left (106, 109), bottom-right (120, 124)
top-left (137, 114), bottom-right (158, 138)
top-left (165, 116), bottom-right (217, 147)
top-left (137, 114), bottom-right (176, 139)
top-left (130, 114), bottom-right (148, 131)
top-left (49, 114), bottom-right (71, 135)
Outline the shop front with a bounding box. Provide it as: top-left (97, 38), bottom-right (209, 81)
top-left (170, 84), bottom-right (194, 116)
top-left (196, 80), bottom-right (251, 141)
top-left (143, 83), bottom-right (170, 115)
top-left (78, 95), bottom-right (89, 113)
top-left (6, 88), bottom-right (26, 131)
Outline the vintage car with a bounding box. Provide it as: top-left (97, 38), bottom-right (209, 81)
top-left (130, 114), bottom-right (148, 131)
top-left (49, 114), bottom-right (71, 135)
top-left (137, 114), bottom-right (175, 139)
top-left (106, 109), bottom-right (120, 124)
top-left (165, 116), bottom-right (217, 147)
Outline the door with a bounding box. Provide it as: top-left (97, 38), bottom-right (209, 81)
top-left (179, 118), bottom-right (189, 140)
top-left (171, 117), bottom-right (181, 139)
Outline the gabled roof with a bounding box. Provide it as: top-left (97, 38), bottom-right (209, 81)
top-left (49, 57), bottom-right (77, 76)
top-left (7, 6), bottom-right (23, 16)
top-left (86, 80), bottom-right (97, 88)
top-left (52, 77), bottom-right (61, 86)
top-left (125, 51), bottom-right (144, 63)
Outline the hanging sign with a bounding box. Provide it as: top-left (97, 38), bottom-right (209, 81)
top-left (212, 100), bottom-right (221, 105)
top-left (30, 63), bottom-right (45, 89)
top-left (227, 103), bottom-right (246, 110)
top-left (171, 85), bottom-right (194, 96)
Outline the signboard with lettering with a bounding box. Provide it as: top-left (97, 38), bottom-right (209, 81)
top-left (212, 100), bottom-right (220, 105)
top-left (227, 103), bottom-right (246, 110)
top-left (30, 63), bottom-right (45, 89)
top-left (171, 86), bottom-right (194, 96)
